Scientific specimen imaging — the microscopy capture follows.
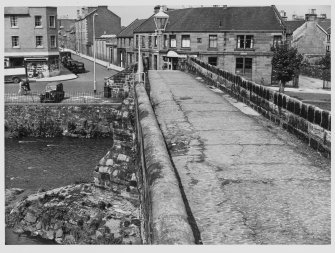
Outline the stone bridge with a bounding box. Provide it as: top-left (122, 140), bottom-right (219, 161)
top-left (135, 59), bottom-right (330, 244)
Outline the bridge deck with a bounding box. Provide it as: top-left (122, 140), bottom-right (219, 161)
top-left (148, 70), bottom-right (330, 244)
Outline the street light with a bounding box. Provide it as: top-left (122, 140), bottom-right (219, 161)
top-left (93, 12), bottom-right (98, 94)
top-left (137, 6), bottom-right (169, 82)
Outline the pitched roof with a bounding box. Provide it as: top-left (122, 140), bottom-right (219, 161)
top-left (317, 19), bottom-right (331, 34)
top-left (118, 19), bottom-right (147, 37)
top-left (134, 6), bottom-right (284, 33)
top-left (284, 20), bottom-right (305, 34)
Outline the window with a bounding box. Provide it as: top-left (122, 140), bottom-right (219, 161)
top-left (135, 35), bottom-right (138, 48)
top-left (164, 35), bottom-right (168, 48)
top-left (35, 16), bottom-right (42, 27)
top-left (235, 58), bottom-right (252, 76)
top-left (36, 36), bottom-right (43, 47)
top-left (327, 34), bottom-right (330, 42)
top-left (273, 35), bottom-right (282, 47)
top-left (50, 35), bottom-right (56, 48)
top-left (197, 38), bottom-right (202, 43)
top-left (181, 35), bottom-right (190, 48)
top-left (154, 36), bottom-right (158, 47)
top-left (237, 35), bottom-right (254, 49)
top-left (149, 36), bottom-right (152, 47)
top-left (10, 16), bottom-right (18, 27)
top-left (11, 36), bottom-right (19, 47)
top-left (170, 35), bottom-right (176, 48)
top-left (209, 35), bottom-right (217, 48)
top-left (49, 16), bottom-right (55, 28)
top-left (141, 35), bottom-right (145, 48)
top-left (129, 38), bottom-right (131, 47)
top-left (208, 57), bottom-right (217, 66)
top-left (326, 45), bottom-right (330, 52)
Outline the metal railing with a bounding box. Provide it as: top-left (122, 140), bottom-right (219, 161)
top-left (4, 91), bottom-right (124, 104)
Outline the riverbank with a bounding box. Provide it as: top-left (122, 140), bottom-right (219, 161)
top-left (5, 183), bottom-right (141, 244)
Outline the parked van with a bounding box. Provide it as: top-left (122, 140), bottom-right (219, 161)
top-left (4, 67), bottom-right (27, 83)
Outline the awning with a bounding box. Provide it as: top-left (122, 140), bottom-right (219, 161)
top-left (166, 51), bottom-right (187, 58)
top-left (24, 58), bottom-right (48, 61)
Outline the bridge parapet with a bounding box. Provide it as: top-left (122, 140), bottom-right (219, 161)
top-left (135, 81), bottom-right (195, 244)
top-left (185, 57), bottom-right (330, 157)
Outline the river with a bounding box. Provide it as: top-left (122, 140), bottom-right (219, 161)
top-left (5, 136), bottom-right (114, 244)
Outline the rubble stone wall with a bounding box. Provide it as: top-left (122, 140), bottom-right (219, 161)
top-left (185, 57), bottom-right (331, 157)
top-left (5, 104), bottom-right (122, 138)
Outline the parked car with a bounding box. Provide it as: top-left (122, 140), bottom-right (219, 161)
top-left (65, 59), bottom-right (77, 69)
top-left (40, 82), bottom-right (65, 103)
top-left (71, 61), bottom-right (86, 74)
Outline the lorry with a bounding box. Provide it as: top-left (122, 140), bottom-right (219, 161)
top-left (4, 67), bottom-right (27, 83)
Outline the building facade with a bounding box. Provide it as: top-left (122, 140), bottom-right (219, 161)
top-left (117, 19), bottom-right (146, 68)
top-left (4, 6), bottom-right (60, 78)
top-left (75, 6), bottom-right (121, 56)
top-left (58, 18), bottom-right (76, 51)
top-left (95, 34), bottom-right (118, 65)
top-left (132, 6), bottom-right (285, 85)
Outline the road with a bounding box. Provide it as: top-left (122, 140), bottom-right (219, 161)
top-left (149, 70), bottom-right (330, 244)
top-left (4, 54), bottom-right (118, 94)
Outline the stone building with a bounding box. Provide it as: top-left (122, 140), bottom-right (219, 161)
top-left (117, 19), bottom-right (147, 68)
top-left (132, 5), bottom-right (286, 85)
top-left (57, 18), bottom-right (76, 51)
top-left (95, 34), bottom-right (118, 65)
top-left (75, 6), bottom-right (121, 57)
top-left (4, 6), bottom-right (60, 78)
top-left (286, 10), bottom-right (331, 62)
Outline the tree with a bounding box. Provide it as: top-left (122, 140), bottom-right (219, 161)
top-left (271, 43), bottom-right (303, 92)
top-left (319, 52), bottom-right (331, 88)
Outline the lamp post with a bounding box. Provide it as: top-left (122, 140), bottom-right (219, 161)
top-left (137, 6), bottom-right (169, 82)
top-left (93, 12), bottom-right (98, 94)
top-left (153, 7), bottom-right (169, 70)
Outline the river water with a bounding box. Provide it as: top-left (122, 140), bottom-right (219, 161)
top-left (5, 136), bottom-right (114, 245)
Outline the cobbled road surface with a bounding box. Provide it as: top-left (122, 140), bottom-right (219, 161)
top-left (148, 70), bottom-right (331, 245)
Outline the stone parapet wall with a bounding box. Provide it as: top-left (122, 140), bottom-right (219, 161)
top-left (186, 57), bottom-right (331, 157)
top-left (135, 82), bottom-right (195, 244)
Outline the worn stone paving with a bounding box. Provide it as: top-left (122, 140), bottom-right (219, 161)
top-left (148, 70), bottom-right (331, 245)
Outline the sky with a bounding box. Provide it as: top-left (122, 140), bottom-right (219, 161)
top-left (5, 0), bottom-right (330, 27)
top-left (57, 4), bottom-right (331, 27)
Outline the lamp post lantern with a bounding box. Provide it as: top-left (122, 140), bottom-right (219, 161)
top-left (93, 12), bottom-right (98, 94)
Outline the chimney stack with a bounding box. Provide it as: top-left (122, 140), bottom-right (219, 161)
top-left (319, 13), bottom-right (327, 19)
top-left (154, 5), bottom-right (160, 14)
top-left (280, 10), bottom-right (287, 21)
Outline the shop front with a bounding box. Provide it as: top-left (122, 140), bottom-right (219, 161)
top-left (24, 56), bottom-right (60, 79)
top-left (163, 51), bottom-right (187, 70)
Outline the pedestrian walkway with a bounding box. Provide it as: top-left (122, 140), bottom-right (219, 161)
top-left (148, 70), bottom-right (330, 244)
top-left (32, 67), bottom-right (77, 82)
top-left (63, 48), bottom-right (124, 72)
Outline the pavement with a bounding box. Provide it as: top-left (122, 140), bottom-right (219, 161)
top-left (268, 75), bottom-right (331, 94)
top-left (148, 70), bottom-right (330, 244)
top-left (62, 49), bottom-right (124, 72)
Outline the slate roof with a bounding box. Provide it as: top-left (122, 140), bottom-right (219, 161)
top-left (317, 19), bottom-right (331, 34)
top-left (285, 18), bottom-right (331, 35)
top-left (4, 7), bottom-right (29, 15)
top-left (118, 19), bottom-right (147, 37)
top-left (284, 20), bottom-right (305, 34)
top-left (134, 6), bottom-right (284, 33)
